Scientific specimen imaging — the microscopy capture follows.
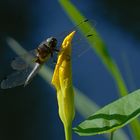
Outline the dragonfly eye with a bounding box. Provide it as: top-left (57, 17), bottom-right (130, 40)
top-left (52, 38), bottom-right (57, 46)
top-left (46, 37), bottom-right (57, 48)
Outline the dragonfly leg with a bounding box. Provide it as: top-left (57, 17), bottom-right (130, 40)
top-left (54, 49), bottom-right (59, 52)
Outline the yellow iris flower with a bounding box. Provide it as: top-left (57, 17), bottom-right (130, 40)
top-left (52, 31), bottom-right (75, 140)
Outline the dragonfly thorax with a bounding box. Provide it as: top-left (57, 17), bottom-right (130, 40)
top-left (36, 37), bottom-right (58, 64)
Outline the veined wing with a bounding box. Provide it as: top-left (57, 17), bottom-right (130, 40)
top-left (1, 63), bottom-right (41, 89)
top-left (11, 49), bottom-right (37, 70)
top-left (1, 67), bottom-right (32, 89)
top-left (55, 19), bottom-right (95, 60)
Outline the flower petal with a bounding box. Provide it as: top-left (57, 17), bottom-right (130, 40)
top-left (52, 31), bottom-right (76, 140)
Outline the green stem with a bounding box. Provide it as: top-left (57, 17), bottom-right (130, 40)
top-left (64, 124), bottom-right (72, 140)
top-left (110, 131), bottom-right (114, 140)
top-left (108, 61), bottom-right (128, 96)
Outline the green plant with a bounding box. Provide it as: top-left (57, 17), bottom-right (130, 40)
top-left (74, 89), bottom-right (140, 140)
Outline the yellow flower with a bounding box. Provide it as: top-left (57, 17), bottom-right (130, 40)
top-left (52, 31), bottom-right (75, 140)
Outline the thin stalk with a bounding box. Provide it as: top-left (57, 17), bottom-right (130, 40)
top-left (64, 124), bottom-right (72, 140)
top-left (110, 131), bottom-right (114, 140)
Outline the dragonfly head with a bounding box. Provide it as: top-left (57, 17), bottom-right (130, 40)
top-left (46, 37), bottom-right (57, 49)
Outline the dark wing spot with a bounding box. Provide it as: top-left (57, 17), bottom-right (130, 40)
top-left (87, 34), bottom-right (94, 37)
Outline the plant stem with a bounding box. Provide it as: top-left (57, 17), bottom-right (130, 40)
top-left (110, 131), bottom-right (114, 140)
top-left (64, 124), bottom-right (72, 140)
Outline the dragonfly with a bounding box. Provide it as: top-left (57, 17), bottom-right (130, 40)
top-left (1, 37), bottom-right (59, 89)
top-left (1, 19), bottom-right (95, 89)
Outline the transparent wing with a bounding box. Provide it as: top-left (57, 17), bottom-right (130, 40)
top-left (71, 30), bottom-right (95, 58)
top-left (54, 19), bottom-right (96, 41)
top-left (11, 49), bottom-right (37, 70)
top-left (55, 19), bottom-right (96, 60)
top-left (1, 65), bottom-right (36, 89)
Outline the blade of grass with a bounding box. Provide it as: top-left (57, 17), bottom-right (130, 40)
top-left (7, 37), bottom-right (129, 140)
top-left (59, 0), bottom-right (127, 97)
top-left (58, 0), bottom-right (140, 139)
top-left (121, 52), bottom-right (136, 91)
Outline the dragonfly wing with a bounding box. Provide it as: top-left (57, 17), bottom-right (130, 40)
top-left (11, 49), bottom-right (37, 70)
top-left (55, 20), bottom-right (95, 60)
top-left (1, 66), bottom-right (34, 89)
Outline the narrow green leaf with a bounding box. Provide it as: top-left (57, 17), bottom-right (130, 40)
top-left (74, 89), bottom-right (140, 136)
top-left (59, 0), bottom-right (128, 96)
